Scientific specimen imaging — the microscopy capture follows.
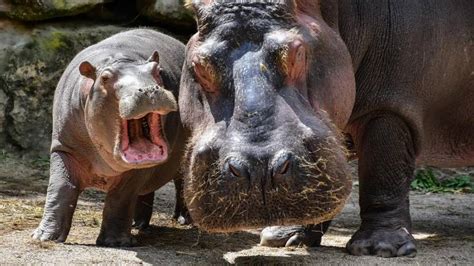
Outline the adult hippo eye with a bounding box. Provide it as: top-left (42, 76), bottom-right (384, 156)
top-left (280, 39), bottom-right (307, 83)
top-left (192, 56), bottom-right (218, 93)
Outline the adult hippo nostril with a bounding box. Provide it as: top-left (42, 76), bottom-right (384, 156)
top-left (270, 152), bottom-right (293, 186)
top-left (225, 158), bottom-right (250, 180)
top-left (272, 152), bottom-right (293, 175)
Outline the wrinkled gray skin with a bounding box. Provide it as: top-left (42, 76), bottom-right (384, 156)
top-left (32, 29), bottom-right (189, 246)
top-left (181, 0), bottom-right (473, 257)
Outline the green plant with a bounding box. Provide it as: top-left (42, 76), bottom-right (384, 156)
top-left (31, 156), bottom-right (50, 169)
top-left (411, 169), bottom-right (473, 193)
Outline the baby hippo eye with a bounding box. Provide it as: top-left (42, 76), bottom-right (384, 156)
top-left (192, 55), bottom-right (218, 93)
top-left (151, 63), bottom-right (163, 83)
top-left (100, 70), bottom-right (114, 83)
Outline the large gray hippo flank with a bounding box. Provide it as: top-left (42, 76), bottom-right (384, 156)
top-left (180, 0), bottom-right (473, 257)
top-left (32, 29), bottom-right (187, 246)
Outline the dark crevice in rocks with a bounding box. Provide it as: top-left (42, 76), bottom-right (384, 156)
top-left (0, 77), bottom-right (22, 152)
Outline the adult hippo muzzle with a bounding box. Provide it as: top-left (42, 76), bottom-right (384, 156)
top-left (180, 0), bottom-right (355, 232)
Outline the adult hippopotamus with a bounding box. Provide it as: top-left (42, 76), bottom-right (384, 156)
top-left (32, 29), bottom-right (189, 246)
top-left (180, 0), bottom-right (473, 257)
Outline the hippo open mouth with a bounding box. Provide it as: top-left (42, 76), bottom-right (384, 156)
top-left (120, 113), bottom-right (168, 164)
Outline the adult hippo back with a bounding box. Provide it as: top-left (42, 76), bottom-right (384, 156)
top-left (180, 0), bottom-right (473, 257)
top-left (33, 29), bottom-right (188, 246)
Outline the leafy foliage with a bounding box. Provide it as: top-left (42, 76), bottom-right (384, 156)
top-left (411, 169), bottom-right (473, 193)
top-left (31, 156), bottom-right (50, 170)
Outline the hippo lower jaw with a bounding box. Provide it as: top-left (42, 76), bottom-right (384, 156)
top-left (120, 112), bottom-right (168, 165)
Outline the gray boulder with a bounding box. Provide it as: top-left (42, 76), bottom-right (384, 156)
top-left (0, 22), bottom-right (124, 155)
top-left (138, 0), bottom-right (195, 28)
top-left (0, 0), bottom-right (108, 21)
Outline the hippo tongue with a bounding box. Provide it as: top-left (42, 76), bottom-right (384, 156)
top-left (121, 113), bottom-right (168, 164)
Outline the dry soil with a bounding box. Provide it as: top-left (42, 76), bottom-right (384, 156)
top-left (0, 153), bottom-right (472, 265)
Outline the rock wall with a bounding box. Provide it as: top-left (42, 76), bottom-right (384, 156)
top-left (0, 1), bottom-right (195, 157)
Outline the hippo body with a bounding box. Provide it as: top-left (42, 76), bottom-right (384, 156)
top-left (340, 0), bottom-right (473, 256)
top-left (180, 0), bottom-right (473, 257)
top-left (33, 29), bottom-right (188, 246)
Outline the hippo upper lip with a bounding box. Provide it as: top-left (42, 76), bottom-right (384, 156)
top-left (121, 109), bottom-right (171, 120)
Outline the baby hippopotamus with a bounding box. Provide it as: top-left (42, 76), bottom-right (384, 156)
top-left (32, 29), bottom-right (187, 246)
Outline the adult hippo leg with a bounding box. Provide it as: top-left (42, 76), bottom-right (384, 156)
top-left (173, 176), bottom-right (192, 225)
top-left (96, 179), bottom-right (139, 247)
top-left (32, 152), bottom-right (81, 242)
top-left (260, 221), bottom-right (332, 247)
top-left (347, 115), bottom-right (416, 257)
top-left (133, 192), bottom-right (154, 230)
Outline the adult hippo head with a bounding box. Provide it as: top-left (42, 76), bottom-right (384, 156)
top-left (180, 0), bottom-right (356, 232)
top-left (78, 51), bottom-right (177, 173)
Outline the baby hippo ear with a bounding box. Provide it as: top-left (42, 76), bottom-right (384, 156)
top-left (147, 51), bottom-right (160, 63)
top-left (79, 61), bottom-right (97, 80)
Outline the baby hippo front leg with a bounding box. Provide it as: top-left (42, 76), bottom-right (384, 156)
top-left (96, 177), bottom-right (141, 247)
top-left (32, 152), bottom-right (81, 242)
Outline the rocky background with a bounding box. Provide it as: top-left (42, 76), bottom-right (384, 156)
top-left (0, 0), bottom-right (195, 157)
top-left (0, 1), bottom-right (472, 183)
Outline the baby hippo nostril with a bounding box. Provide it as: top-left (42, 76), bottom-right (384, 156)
top-left (225, 159), bottom-right (250, 180)
top-left (271, 152), bottom-right (293, 185)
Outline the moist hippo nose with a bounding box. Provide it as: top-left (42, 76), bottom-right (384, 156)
top-left (119, 85), bottom-right (177, 119)
top-left (224, 158), bottom-right (250, 181)
top-left (270, 151), bottom-right (294, 186)
top-left (137, 85), bottom-right (159, 94)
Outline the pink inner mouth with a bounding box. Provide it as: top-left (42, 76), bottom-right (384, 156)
top-left (121, 113), bottom-right (168, 164)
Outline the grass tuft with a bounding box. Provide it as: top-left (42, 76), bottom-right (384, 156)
top-left (31, 156), bottom-right (50, 170)
top-left (411, 168), bottom-right (473, 193)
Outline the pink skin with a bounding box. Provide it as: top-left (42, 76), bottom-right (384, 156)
top-left (120, 112), bottom-right (168, 164)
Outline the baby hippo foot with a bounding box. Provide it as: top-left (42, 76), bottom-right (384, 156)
top-left (260, 222), bottom-right (331, 247)
top-left (96, 232), bottom-right (137, 247)
top-left (346, 227), bottom-right (417, 257)
top-left (31, 222), bottom-right (69, 242)
top-left (132, 219), bottom-right (150, 231)
top-left (133, 192), bottom-right (154, 230)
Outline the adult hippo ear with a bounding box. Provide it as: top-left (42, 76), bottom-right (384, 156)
top-left (179, 0), bottom-right (216, 130)
top-left (147, 51), bottom-right (160, 63)
top-left (185, 0), bottom-right (213, 33)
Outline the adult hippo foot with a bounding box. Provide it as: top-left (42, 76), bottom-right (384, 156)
top-left (96, 234), bottom-right (137, 247)
top-left (346, 227), bottom-right (417, 257)
top-left (260, 222), bottom-right (331, 247)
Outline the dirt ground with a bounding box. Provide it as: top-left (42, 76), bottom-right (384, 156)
top-left (0, 153), bottom-right (472, 265)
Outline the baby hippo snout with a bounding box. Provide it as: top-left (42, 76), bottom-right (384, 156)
top-left (119, 85), bottom-right (177, 119)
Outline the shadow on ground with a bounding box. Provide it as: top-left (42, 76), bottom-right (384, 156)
top-left (0, 152), bottom-right (473, 264)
